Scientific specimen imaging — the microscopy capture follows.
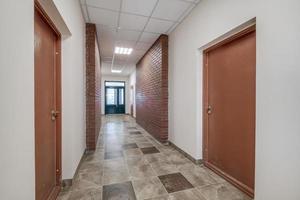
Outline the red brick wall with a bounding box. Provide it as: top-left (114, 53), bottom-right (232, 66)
top-left (86, 23), bottom-right (101, 150)
top-left (136, 35), bottom-right (168, 142)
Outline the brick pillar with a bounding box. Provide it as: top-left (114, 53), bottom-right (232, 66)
top-left (136, 35), bottom-right (168, 142)
top-left (86, 23), bottom-right (101, 151)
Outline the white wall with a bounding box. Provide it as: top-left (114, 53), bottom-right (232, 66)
top-left (53, 0), bottom-right (86, 180)
top-left (0, 0), bottom-right (86, 197)
top-left (101, 75), bottom-right (130, 115)
top-left (169, 0), bottom-right (300, 199)
top-left (129, 70), bottom-right (136, 117)
top-left (0, 1), bottom-right (35, 199)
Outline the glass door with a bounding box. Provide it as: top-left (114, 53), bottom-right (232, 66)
top-left (117, 88), bottom-right (125, 113)
top-left (105, 81), bottom-right (125, 114)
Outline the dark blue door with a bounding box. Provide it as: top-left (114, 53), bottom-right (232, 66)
top-left (105, 86), bottom-right (125, 114)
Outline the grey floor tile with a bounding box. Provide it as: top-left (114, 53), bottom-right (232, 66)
top-left (124, 148), bottom-right (143, 158)
top-left (130, 131), bottom-right (142, 135)
top-left (150, 161), bottom-right (178, 176)
top-left (180, 167), bottom-right (217, 187)
top-left (197, 183), bottom-right (252, 200)
top-left (104, 151), bottom-right (124, 160)
top-left (56, 191), bottom-right (70, 200)
top-left (103, 167), bottom-right (130, 185)
top-left (71, 174), bottom-right (102, 192)
top-left (83, 152), bottom-right (104, 164)
top-left (144, 153), bottom-right (168, 163)
top-left (144, 195), bottom-right (170, 200)
top-left (69, 188), bottom-right (102, 200)
top-left (78, 162), bottom-right (103, 174)
top-left (137, 142), bottom-right (155, 148)
top-left (203, 167), bottom-right (228, 184)
top-left (103, 181), bottom-right (137, 200)
top-left (57, 115), bottom-right (252, 200)
top-left (134, 137), bottom-right (151, 143)
top-left (141, 147), bottom-right (160, 154)
top-left (126, 157), bottom-right (156, 179)
top-left (132, 177), bottom-right (168, 200)
top-left (103, 158), bottom-right (130, 185)
top-left (169, 188), bottom-right (206, 200)
top-left (73, 171), bottom-right (103, 189)
top-left (123, 143), bottom-right (139, 150)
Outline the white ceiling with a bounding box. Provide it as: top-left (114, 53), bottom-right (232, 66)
top-left (80, 0), bottom-right (199, 76)
top-left (101, 62), bottom-right (136, 77)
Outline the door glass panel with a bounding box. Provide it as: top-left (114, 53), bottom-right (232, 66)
top-left (106, 88), bottom-right (117, 105)
top-left (119, 88), bottom-right (124, 105)
top-left (105, 81), bottom-right (125, 87)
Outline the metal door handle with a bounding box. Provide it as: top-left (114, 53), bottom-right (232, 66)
top-left (207, 105), bottom-right (212, 114)
top-left (51, 110), bottom-right (60, 121)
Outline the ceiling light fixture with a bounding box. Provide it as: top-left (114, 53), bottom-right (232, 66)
top-left (114, 47), bottom-right (133, 55)
top-left (111, 69), bottom-right (122, 73)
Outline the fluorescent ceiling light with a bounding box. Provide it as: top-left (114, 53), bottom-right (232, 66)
top-left (114, 47), bottom-right (133, 55)
top-left (111, 69), bottom-right (122, 73)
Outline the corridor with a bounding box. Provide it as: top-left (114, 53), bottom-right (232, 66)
top-left (58, 115), bottom-right (251, 200)
top-left (2, 0), bottom-right (300, 199)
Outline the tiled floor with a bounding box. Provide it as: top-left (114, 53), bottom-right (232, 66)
top-left (58, 115), bottom-right (252, 200)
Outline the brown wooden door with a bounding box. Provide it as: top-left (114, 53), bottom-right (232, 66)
top-left (203, 27), bottom-right (256, 197)
top-left (34, 5), bottom-right (61, 200)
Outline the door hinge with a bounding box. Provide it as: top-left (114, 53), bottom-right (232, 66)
top-left (207, 105), bottom-right (212, 114)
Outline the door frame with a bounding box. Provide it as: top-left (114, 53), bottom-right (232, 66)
top-left (104, 81), bottom-right (126, 114)
top-left (202, 25), bottom-right (256, 198)
top-left (34, 1), bottom-right (62, 199)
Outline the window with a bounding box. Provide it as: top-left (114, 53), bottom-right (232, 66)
top-left (105, 81), bottom-right (125, 87)
top-left (106, 88), bottom-right (117, 105)
top-left (119, 88), bottom-right (124, 105)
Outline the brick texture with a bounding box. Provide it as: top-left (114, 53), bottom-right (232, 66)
top-left (86, 23), bottom-right (101, 151)
top-left (136, 35), bottom-right (168, 143)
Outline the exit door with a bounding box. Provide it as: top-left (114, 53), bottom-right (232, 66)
top-left (105, 81), bottom-right (125, 114)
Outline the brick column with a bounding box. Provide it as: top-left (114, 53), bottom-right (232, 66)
top-left (86, 23), bottom-right (101, 150)
top-left (136, 35), bottom-right (168, 142)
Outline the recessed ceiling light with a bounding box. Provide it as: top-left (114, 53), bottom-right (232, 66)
top-left (111, 69), bottom-right (122, 73)
top-left (114, 47), bottom-right (133, 55)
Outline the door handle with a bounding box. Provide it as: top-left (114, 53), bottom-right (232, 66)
top-left (51, 110), bottom-right (60, 121)
top-left (207, 105), bottom-right (212, 114)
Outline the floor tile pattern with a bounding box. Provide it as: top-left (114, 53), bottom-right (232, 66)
top-left (140, 146), bottom-right (160, 154)
top-left (57, 114), bottom-right (252, 200)
top-left (158, 173), bottom-right (194, 193)
top-left (130, 131), bottom-right (143, 135)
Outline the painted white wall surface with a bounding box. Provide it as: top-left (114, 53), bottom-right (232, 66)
top-left (169, 0), bottom-right (300, 199)
top-left (101, 75), bottom-right (130, 115)
top-left (129, 70), bottom-right (136, 117)
top-left (0, 1), bottom-right (35, 199)
top-left (53, 0), bottom-right (86, 180)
